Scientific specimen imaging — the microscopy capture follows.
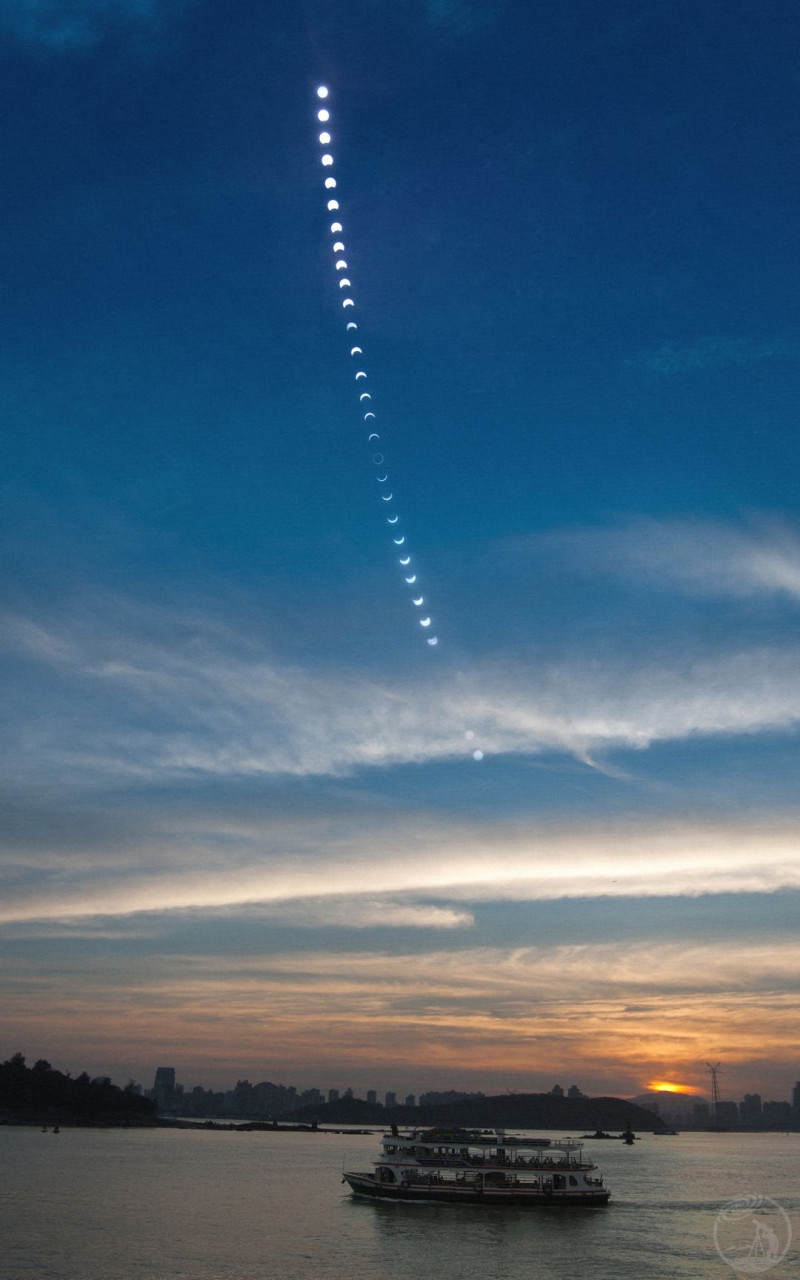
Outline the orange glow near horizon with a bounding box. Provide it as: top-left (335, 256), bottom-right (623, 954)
top-left (6, 938), bottom-right (800, 1095)
top-left (646, 1080), bottom-right (699, 1095)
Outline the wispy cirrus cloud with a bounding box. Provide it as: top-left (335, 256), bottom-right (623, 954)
top-left (234, 899), bottom-right (474, 931)
top-left (0, 0), bottom-right (185, 47)
top-left (5, 938), bottom-right (799, 1091)
top-left (1, 808), bottom-right (799, 923)
top-left (361, 0), bottom-right (500, 39)
top-left (2, 593), bottom-right (800, 793)
top-left (526, 514), bottom-right (800, 602)
top-left (423, 0), bottom-right (499, 36)
top-left (626, 333), bottom-right (793, 376)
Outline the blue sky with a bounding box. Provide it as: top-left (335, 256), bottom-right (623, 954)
top-left (2, 0), bottom-right (799, 1100)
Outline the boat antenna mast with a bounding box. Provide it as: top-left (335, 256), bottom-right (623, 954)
top-left (705, 1061), bottom-right (722, 1122)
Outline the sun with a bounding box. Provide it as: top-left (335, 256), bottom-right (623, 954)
top-left (646, 1080), bottom-right (698, 1095)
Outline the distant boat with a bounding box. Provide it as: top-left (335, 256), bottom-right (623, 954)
top-left (580, 1128), bottom-right (638, 1142)
top-left (653, 1128), bottom-right (680, 1136)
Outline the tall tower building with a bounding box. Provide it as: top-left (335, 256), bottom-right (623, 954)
top-left (740, 1093), bottom-right (762, 1123)
top-left (153, 1067), bottom-right (176, 1113)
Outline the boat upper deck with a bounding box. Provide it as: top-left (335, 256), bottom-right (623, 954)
top-left (379, 1128), bottom-right (595, 1171)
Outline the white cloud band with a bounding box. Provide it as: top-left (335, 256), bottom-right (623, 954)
top-left (2, 600), bottom-right (800, 788)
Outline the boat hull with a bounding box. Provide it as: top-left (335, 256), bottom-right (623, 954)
top-left (344, 1172), bottom-right (610, 1207)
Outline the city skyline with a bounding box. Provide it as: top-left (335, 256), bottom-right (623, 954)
top-left (2, 0), bottom-right (800, 1099)
top-left (27, 1050), bottom-right (800, 1119)
top-left (143, 1062), bottom-right (800, 1124)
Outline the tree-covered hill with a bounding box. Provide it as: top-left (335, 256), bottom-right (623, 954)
top-left (288, 1090), bottom-right (660, 1131)
top-left (0, 1054), bottom-right (156, 1125)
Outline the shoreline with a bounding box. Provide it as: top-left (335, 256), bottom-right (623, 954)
top-left (0, 1115), bottom-right (376, 1133)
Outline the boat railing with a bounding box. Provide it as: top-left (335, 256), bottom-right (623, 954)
top-left (399, 1170), bottom-right (536, 1187)
top-left (379, 1152), bottom-right (592, 1172)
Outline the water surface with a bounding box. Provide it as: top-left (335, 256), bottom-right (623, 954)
top-left (2, 1127), bottom-right (797, 1279)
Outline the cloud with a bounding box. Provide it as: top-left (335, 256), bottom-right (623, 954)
top-left (529, 515), bottom-right (800, 603)
top-left (423, 0), bottom-right (498, 36)
top-left (627, 334), bottom-right (793, 377)
top-left (2, 595), bottom-right (800, 796)
top-left (224, 898), bottom-right (474, 930)
top-left (0, 0), bottom-right (183, 47)
top-left (5, 937), bottom-right (799, 1090)
top-left (254, 938), bottom-right (800, 1001)
top-left (1, 806), bottom-right (799, 924)
top-left (357, 0), bottom-right (499, 40)
top-left (2, 594), bottom-right (799, 934)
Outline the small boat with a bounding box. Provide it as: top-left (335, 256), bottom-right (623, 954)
top-left (343, 1127), bottom-right (610, 1206)
top-left (581, 1128), bottom-right (637, 1143)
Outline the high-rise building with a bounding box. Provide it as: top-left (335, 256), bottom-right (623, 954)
top-left (405, 1094), bottom-right (416, 1108)
top-left (714, 1100), bottom-right (739, 1124)
top-left (153, 1067), bottom-right (176, 1113)
top-left (251, 1081), bottom-right (296, 1116)
top-left (792, 1081), bottom-right (800, 1114)
top-left (366, 1090), bottom-right (377, 1105)
top-left (740, 1093), bottom-right (762, 1123)
top-left (385, 1091), bottom-right (397, 1108)
top-left (763, 1100), bottom-right (792, 1123)
top-left (420, 1090), bottom-right (484, 1107)
top-left (328, 1088), bottom-right (339, 1104)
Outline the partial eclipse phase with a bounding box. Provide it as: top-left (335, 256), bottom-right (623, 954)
top-left (312, 85), bottom-right (436, 648)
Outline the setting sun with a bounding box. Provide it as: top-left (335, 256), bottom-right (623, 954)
top-left (646, 1081), bottom-right (699, 1095)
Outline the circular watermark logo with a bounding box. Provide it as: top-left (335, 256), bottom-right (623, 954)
top-left (713, 1195), bottom-right (792, 1274)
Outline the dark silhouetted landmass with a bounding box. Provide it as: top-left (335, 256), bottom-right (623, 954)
top-left (0, 1054), bottom-right (157, 1126)
top-left (287, 1090), bottom-right (659, 1130)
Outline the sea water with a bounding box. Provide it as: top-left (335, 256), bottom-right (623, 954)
top-left (1, 1127), bottom-right (798, 1279)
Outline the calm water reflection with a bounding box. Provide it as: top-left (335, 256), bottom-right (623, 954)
top-left (1, 1127), bottom-right (798, 1279)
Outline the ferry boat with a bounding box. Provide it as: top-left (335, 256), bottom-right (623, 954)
top-left (343, 1127), bottom-right (610, 1206)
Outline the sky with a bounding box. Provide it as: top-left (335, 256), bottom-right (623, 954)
top-left (2, 0), bottom-right (800, 1103)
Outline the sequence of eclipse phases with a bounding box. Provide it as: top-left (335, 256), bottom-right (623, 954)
top-left (313, 85), bottom-right (438, 649)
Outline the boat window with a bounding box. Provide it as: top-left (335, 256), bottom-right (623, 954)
top-left (569, 1176), bottom-right (578, 1186)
